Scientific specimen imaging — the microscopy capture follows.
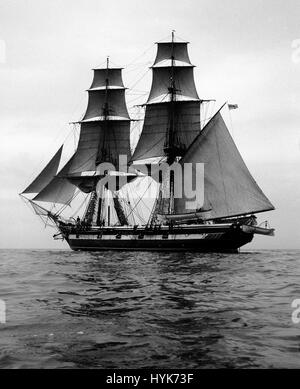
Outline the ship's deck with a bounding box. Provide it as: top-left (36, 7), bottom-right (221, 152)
top-left (60, 223), bottom-right (235, 235)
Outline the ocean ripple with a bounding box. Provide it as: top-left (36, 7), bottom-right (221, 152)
top-left (0, 249), bottom-right (300, 368)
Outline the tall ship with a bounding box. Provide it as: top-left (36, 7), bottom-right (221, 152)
top-left (21, 33), bottom-right (275, 252)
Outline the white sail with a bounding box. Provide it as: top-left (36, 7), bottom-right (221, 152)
top-left (173, 111), bottom-right (275, 219)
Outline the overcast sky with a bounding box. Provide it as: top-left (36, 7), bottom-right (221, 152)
top-left (0, 0), bottom-right (299, 249)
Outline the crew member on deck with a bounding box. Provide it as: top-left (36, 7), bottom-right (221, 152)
top-left (250, 214), bottom-right (257, 226)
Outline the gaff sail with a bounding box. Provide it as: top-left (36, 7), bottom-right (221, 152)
top-left (173, 110), bottom-right (275, 220)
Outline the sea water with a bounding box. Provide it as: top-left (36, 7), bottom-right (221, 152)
top-left (0, 249), bottom-right (300, 368)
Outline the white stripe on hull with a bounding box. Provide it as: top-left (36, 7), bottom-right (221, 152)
top-left (69, 233), bottom-right (225, 240)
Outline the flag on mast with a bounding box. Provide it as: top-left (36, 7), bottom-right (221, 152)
top-left (228, 103), bottom-right (239, 110)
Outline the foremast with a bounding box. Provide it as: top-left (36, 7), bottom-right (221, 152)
top-left (83, 57), bottom-right (132, 227)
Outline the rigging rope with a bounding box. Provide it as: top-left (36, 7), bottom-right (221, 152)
top-left (124, 43), bottom-right (155, 70)
top-left (70, 193), bottom-right (91, 218)
top-left (123, 178), bottom-right (153, 224)
top-left (128, 68), bottom-right (151, 91)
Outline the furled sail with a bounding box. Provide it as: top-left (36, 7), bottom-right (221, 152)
top-left (132, 40), bottom-right (201, 162)
top-left (33, 155), bottom-right (76, 205)
top-left (173, 111), bottom-right (275, 219)
top-left (22, 146), bottom-right (63, 194)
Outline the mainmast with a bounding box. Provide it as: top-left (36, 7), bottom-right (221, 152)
top-left (105, 56), bottom-right (110, 118)
top-left (132, 32), bottom-right (201, 218)
top-left (164, 30), bottom-right (178, 163)
top-left (165, 30), bottom-right (176, 214)
top-left (132, 32), bottom-right (201, 162)
top-left (96, 56), bottom-right (110, 226)
top-left (98, 56), bottom-right (110, 165)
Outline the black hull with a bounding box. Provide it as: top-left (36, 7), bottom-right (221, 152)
top-left (62, 224), bottom-right (254, 253)
top-left (67, 238), bottom-right (252, 253)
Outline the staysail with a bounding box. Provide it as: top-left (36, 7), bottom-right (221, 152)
top-left (173, 110), bottom-right (275, 220)
top-left (22, 146), bottom-right (63, 194)
top-left (33, 155), bottom-right (77, 205)
top-left (132, 40), bottom-right (201, 162)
